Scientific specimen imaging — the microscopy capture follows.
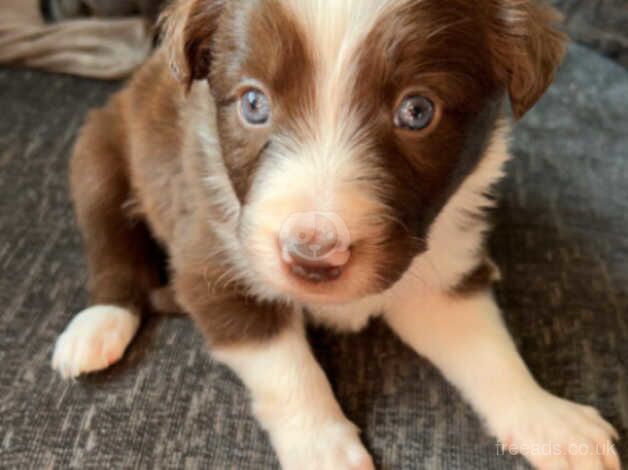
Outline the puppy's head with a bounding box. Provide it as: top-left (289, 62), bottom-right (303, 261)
top-left (163, 0), bottom-right (566, 304)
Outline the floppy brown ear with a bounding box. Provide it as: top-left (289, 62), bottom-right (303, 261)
top-left (487, 0), bottom-right (568, 120)
top-left (159, 0), bottom-right (226, 87)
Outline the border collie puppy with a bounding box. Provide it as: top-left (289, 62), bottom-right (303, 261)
top-left (52, 1), bottom-right (620, 468)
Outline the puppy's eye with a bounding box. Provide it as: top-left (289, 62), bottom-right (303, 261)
top-left (240, 89), bottom-right (271, 126)
top-left (394, 95), bottom-right (434, 131)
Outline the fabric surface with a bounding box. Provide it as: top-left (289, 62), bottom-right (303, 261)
top-left (0, 44), bottom-right (627, 469)
top-left (43, 0), bottom-right (168, 21)
top-left (0, 0), bottom-right (152, 80)
top-left (550, 0), bottom-right (628, 68)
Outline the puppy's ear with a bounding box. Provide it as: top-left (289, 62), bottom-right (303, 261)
top-left (159, 0), bottom-right (226, 87)
top-left (487, 0), bottom-right (568, 120)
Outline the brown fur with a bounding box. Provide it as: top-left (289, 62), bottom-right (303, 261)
top-left (70, 0), bottom-right (566, 347)
top-left (485, 0), bottom-right (567, 119)
top-left (71, 97), bottom-right (164, 317)
top-left (209, 0), bottom-right (317, 202)
top-left (347, 2), bottom-right (508, 285)
top-left (452, 258), bottom-right (501, 295)
top-left (72, 48), bottom-right (292, 345)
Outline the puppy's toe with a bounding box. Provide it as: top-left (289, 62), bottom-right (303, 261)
top-left (276, 420), bottom-right (374, 470)
top-left (52, 305), bottom-right (140, 378)
top-left (491, 392), bottom-right (620, 470)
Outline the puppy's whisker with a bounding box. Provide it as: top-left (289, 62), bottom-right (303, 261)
top-left (211, 267), bottom-right (235, 292)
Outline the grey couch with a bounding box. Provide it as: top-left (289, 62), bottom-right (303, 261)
top-left (1, 10), bottom-right (627, 470)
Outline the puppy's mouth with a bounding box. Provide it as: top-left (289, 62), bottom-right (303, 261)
top-left (280, 238), bottom-right (351, 282)
top-left (279, 241), bottom-right (352, 284)
top-left (276, 250), bottom-right (369, 304)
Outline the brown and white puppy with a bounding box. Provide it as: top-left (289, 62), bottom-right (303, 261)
top-left (51, 1), bottom-right (621, 469)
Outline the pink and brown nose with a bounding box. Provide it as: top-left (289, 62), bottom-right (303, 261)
top-left (279, 212), bottom-right (351, 283)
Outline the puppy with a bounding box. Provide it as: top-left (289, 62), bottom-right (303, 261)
top-left (52, 1), bottom-right (621, 468)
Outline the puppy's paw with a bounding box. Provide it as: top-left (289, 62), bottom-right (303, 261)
top-left (274, 420), bottom-right (374, 470)
top-left (491, 391), bottom-right (620, 470)
top-left (52, 305), bottom-right (140, 379)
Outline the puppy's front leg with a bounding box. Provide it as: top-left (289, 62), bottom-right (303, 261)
top-left (214, 323), bottom-right (374, 470)
top-left (385, 286), bottom-right (620, 469)
top-left (175, 272), bottom-right (373, 470)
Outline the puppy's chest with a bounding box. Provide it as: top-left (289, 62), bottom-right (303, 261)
top-left (306, 294), bottom-right (388, 333)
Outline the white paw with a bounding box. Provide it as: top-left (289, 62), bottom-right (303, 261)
top-left (52, 305), bottom-right (140, 379)
top-left (273, 420), bottom-right (374, 470)
top-left (491, 391), bottom-right (621, 470)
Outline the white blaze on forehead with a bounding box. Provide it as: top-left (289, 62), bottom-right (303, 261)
top-left (247, 0), bottom-right (407, 214)
top-left (279, 0), bottom-right (403, 133)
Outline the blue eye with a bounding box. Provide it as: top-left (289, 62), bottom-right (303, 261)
top-left (394, 95), bottom-right (435, 131)
top-left (240, 89), bottom-right (271, 125)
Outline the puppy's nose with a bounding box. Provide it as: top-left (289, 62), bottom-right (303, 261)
top-left (279, 213), bottom-right (351, 283)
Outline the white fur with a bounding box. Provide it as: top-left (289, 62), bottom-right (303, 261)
top-left (213, 321), bottom-right (374, 470)
top-left (52, 305), bottom-right (139, 379)
top-left (281, 0), bottom-right (403, 140)
top-left (405, 121), bottom-right (510, 291)
top-left (307, 293), bottom-right (387, 332)
top-left (385, 289), bottom-right (620, 469)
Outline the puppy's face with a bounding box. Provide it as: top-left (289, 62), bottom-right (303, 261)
top-left (166, 0), bottom-right (565, 304)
